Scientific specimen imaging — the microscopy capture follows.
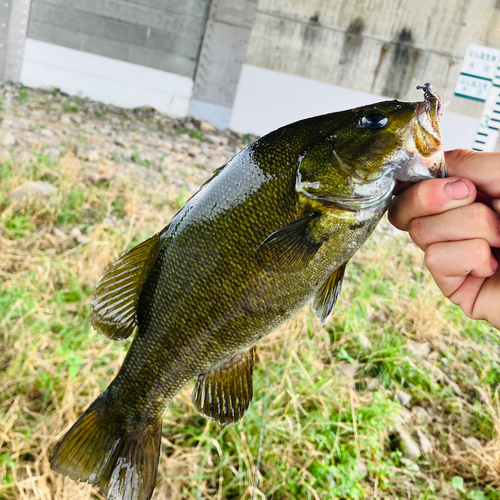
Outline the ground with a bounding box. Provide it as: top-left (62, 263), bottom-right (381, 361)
top-left (1, 83), bottom-right (499, 500)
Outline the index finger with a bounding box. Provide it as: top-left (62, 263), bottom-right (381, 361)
top-left (388, 176), bottom-right (477, 231)
top-left (446, 149), bottom-right (500, 198)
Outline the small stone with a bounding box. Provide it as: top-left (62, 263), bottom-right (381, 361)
top-left (87, 150), bottom-right (100, 162)
top-left (336, 362), bottom-right (358, 380)
top-left (204, 134), bottom-right (228, 145)
top-left (364, 377), bottom-right (379, 391)
top-left (408, 341), bottom-right (431, 358)
top-left (40, 128), bottom-right (53, 137)
top-left (396, 390), bottom-right (412, 407)
top-left (428, 351), bottom-right (440, 361)
top-left (355, 459), bottom-right (367, 477)
top-left (10, 181), bottom-right (58, 201)
top-left (1, 131), bottom-right (16, 146)
top-left (83, 171), bottom-right (102, 184)
top-left (463, 437), bottom-right (482, 450)
top-left (200, 121), bottom-right (217, 133)
top-left (40, 85), bottom-right (56, 93)
top-left (114, 138), bottom-right (129, 148)
top-left (76, 234), bottom-right (90, 245)
top-left (411, 406), bottom-right (430, 422)
top-left (43, 248), bottom-right (57, 255)
top-left (400, 458), bottom-right (419, 471)
top-left (60, 114), bottom-right (72, 125)
top-left (416, 429), bottom-right (432, 453)
top-left (102, 215), bottom-right (118, 225)
top-left (358, 333), bottom-right (372, 349)
top-left (51, 227), bottom-right (66, 238)
top-left (447, 380), bottom-right (462, 395)
top-left (188, 146), bottom-right (201, 157)
top-left (46, 147), bottom-right (61, 161)
top-left (475, 387), bottom-right (489, 403)
top-left (398, 430), bottom-right (421, 460)
top-left (69, 227), bottom-right (82, 239)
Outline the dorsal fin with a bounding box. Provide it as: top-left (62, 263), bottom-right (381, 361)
top-left (312, 263), bottom-right (346, 325)
top-left (191, 347), bottom-right (257, 426)
top-left (90, 230), bottom-right (164, 340)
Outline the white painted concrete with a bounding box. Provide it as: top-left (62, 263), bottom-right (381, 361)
top-left (230, 65), bottom-right (479, 151)
top-left (189, 99), bottom-right (232, 129)
top-left (20, 39), bottom-right (193, 117)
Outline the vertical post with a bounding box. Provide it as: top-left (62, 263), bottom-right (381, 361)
top-left (190, 0), bottom-right (257, 129)
top-left (0, 0), bottom-right (32, 82)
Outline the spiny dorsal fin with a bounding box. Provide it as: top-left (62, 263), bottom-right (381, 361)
top-left (312, 263), bottom-right (346, 325)
top-left (191, 347), bottom-right (257, 426)
top-left (256, 213), bottom-right (323, 270)
top-left (90, 230), bottom-right (165, 340)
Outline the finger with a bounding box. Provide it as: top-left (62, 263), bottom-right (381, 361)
top-left (409, 203), bottom-right (500, 250)
top-left (492, 198), bottom-right (500, 214)
top-left (424, 239), bottom-right (498, 297)
top-left (388, 177), bottom-right (476, 231)
top-left (445, 149), bottom-right (500, 198)
top-left (465, 267), bottom-right (500, 324)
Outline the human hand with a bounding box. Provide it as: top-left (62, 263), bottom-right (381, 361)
top-left (388, 149), bottom-right (500, 330)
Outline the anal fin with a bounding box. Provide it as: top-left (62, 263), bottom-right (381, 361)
top-left (191, 347), bottom-right (256, 426)
top-left (312, 263), bottom-right (346, 325)
top-left (90, 228), bottom-right (166, 340)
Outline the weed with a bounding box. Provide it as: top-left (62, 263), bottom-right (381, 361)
top-left (181, 128), bottom-right (203, 141)
top-left (131, 151), bottom-right (152, 167)
top-left (176, 185), bottom-right (187, 208)
top-left (5, 214), bottom-right (34, 237)
top-left (17, 87), bottom-right (28, 103)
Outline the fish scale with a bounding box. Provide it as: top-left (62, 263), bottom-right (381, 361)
top-left (51, 92), bottom-right (446, 500)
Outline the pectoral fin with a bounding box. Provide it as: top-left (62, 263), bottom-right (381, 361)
top-left (256, 213), bottom-right (323, 270)
top-left (191, 347), bottom-right (256, 426)
top-left (312, 263), bottom-right (346, 325)
top-left (90, 229), bottom-right (165, 340)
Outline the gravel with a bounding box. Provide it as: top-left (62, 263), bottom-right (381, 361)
top-left (0, 83), bottom-right (258, 197)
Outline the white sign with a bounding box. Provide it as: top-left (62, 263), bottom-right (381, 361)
top-left (454, 75), bottom-right (492, 101)
top-left (461, 44), bottom-right (500, 80)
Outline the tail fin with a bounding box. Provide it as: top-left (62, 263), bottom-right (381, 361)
top-left (51, 394), bottom-right (162, 500)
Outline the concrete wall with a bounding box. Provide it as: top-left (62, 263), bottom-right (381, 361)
top-left (27, 0), bottom-right (210, 79)
top-left (245, 0), bottom-right (500, 118)
top-left (226, 0), bottom-right (500, 149)
top-left (21, 39), bottom-right (194, 117)
top-left (1, 0), bottom-right (31, 82)
top-left (189, 0), bottom-right (258, 128)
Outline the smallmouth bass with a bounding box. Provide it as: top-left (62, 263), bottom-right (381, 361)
top-left (51, 89), bottom-right (446, 500)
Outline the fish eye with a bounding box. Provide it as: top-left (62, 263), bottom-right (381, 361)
top-left (360, 113), bottom-right (388, 130)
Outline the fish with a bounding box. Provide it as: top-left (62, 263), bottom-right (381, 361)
top-left (51, 87), bottom-right (446, 500)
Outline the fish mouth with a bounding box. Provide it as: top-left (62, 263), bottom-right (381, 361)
top-left (394, 95), bottom-right (447, 182)
top-left (297, 88), bottom-right (447, 213)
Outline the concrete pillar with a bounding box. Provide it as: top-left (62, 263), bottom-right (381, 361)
top-left (0, 0), bottom-right (32, 82)
top-left (189, 0), bottom-right (257, 128)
